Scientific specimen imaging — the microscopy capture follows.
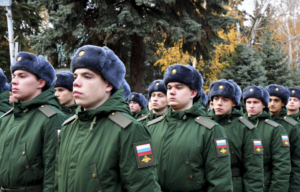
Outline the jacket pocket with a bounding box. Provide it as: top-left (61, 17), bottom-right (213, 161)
top-left (89, 163), bottom-right (103, 192)
top-left (22, 143), bottom-right (34, 176)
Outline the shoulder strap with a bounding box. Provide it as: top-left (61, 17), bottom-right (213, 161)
top-left (0, 108), bottom-right (14, 119)
top-left (39, 105), bottom-right (56, 118)
top-left (283, 116), bottom-right (298, 126)
top-left (238, 116), bottom-right (255, 129)
top-left (137, 115), bottom-right (148, 122)
top-left (61, 114), bottom-right (77, 126)
top-left (264, 119), bottom-right (279, 127)
top-left (108, 112), bottom-right (132, 129)
top-left (195, 116), bottom-right (216, 129)
top-left (147, 115), bottom-right (165, 126)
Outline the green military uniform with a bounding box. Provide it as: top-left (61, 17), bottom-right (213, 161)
top-left (208, 106), bottom-right (264, 192)
top-left (0, 87), bottom-right (67, 192)
top-left (271, 107), bottom-right (300, 192)
top-left (56, 88), bottom-right (160, 192)
top-left (137, 109), bottom-right (168, 126)
top-left (246, 110), bottom-right (290, 191)
top-left (0, 90), bottom-right (12, 117)
top-left (147, 101), bottom-right (233, 192)
top-left (61, 103), bottom-right (78, 117)
top-left (287, 111), bottom-right (300, 122)
top-left (132, 107), bottom-right (148, 119)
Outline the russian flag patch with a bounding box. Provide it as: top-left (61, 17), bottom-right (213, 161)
top-left (215, 139), bottom-right (229, 157)
top-left (133, 141), bottom-right (156, 168)
top-left (281, 135), bottom-right (290, 146)
top-left (57, 129), bottom-right (61, 141)
top-left (253, 140), bottom-right (263, 154)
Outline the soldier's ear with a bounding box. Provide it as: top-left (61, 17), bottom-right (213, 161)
top-left (37, 79), bottom-right (46, 90)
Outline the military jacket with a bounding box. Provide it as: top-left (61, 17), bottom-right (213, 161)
top-left (0, 87), bottom-right (67, 192)
top-left (208, 107), bottom-right (264, 192)
top-left (287, 110), bottom-right (300, 122)
top-left (0, 90), bottom-right (12, 117)
top-left (137, 109), bottom-right (168, 126)
top-left (56, 88), bottom-right (160, 192)
top-left (132, 107), bottom-right (148, 119)
top-left (147, 102), bottom-right (233, 192)
top-left (61, 103), bottom-right (78, 117)
top-left (271, 107), bottom-right (300, 192)
top-left (246, 110), bottom-right (290, 192)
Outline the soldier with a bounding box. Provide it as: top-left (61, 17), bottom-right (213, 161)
top-left (137, 79), bottom-right (168, 125)
top-left (127, 92), bottom-right (148, 119)
top-left (207, 92), bottom-right (214, 112)
top-left (266, 84), bottom-right (300, 192)
top-left (0, 69), bottom-right (12, 116)
top-left (56, 45), bottom-right (160, 192)
top-left (243, 86), bottom-right (290, 191)
top-left (0, 52), bottom-right (67, 192)
top-left (208, 79), bottom-right (264, 192)
top-left (286, 87), bottom-right (300, 121)
top-left (54, 71), bottom-right (78, 117)
top-left (147, 64), bottom-right (232, 192)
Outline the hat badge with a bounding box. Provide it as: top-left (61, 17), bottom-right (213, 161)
top-left (131, 95), bottom-right (134, 98)
top-left (78, 50), bottom-right (85, 57)
top-left (155, 82), bottom-right (159, 86)
top-left (250, 88), bottom-right (253, 92)
top-left (275, 88), bottom-right (279, 91)
top-left (17, 57), bottom-right (22, 62)
top-left (292, 90), bottom-right (295, 94)
top-left (172, 69), bottom-right (176, 74)
top-left (219, 85), bottom-right (223, 90)
top-left (55, 77), bottom-right (57, 81)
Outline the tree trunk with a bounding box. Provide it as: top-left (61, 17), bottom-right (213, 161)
top-left (130, 34), bottom-right (146, 94)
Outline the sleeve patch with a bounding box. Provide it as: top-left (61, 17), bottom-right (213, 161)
top-left (253, 140), bottom-right (263, 154)
top-left (215, 138), bottom-right (230, 157)
top-left (281, 135), bottom-right (290, 147)
top-left (57, 128), bottom-right (61, 141)
top-left (133, 141), bottom-right (156, 168)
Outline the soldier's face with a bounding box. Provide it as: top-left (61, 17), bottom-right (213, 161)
top-left (129, 101), bottom-right (142, 113)
top-left (209, 101), bottom-right (214, 110)
top-left (246, 98), bottom-right (265, 117)
top-left (167, 82), bottom-right (197, 112)
top-left (11, 70), bottom-right (46, 103)
top-left (286, 97), bottom-right (300, 112)
top-left (9, 91), bottom-right (16, 104)
top-left (213, 96), bottom-right (236, 115)
top-left (151, 91), bottom-right (168, 113)
top-left (54, 87), bottom-right (74, 107)
top-left (73, 68), bottom-right (113, 110)
top-left (268, 96), bottom-right (284, 115)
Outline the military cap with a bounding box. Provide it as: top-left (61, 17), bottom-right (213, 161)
top-left (122, 79), bottom-right (131, 99)
top-left (243, 86), bottom-right (270, 107)
top-left (11, 52), bottom-right (56, 89)
top-left (163, 64), bottom-right (203, 98)
top-left (265, 84), bottom-right (290, 106)
top-left (71, 45), bottom-right (125, 91)
top-left (127, 92), bottom-right (148, 108)
top-left (209, 79), bottom-right (242, 105)
top-left (200, 89), bottom-right (208, 106)
top-left (53, 71), bottom-right (74, 91)
top-left (0, 69), bottom-right (9, 93)
top-left (147, 79), bottom-right (167, 100)
top-left (288, 87), bottom-right (300, 99)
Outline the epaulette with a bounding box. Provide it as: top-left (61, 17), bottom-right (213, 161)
top-left (238, 116), bottom-right (255, 129)
top-left (283, 116), bottom-right (298, 126)
top-left (195, 116), bottom-right (216, 129)
top-left (137, 115), bottom-right (148, 122)
top-left (39, 105), bottom-right (56, 118)
top-left (264, 119), bottom-right (279, 127)
top-left (147, 115), bottom-right (165, 126)
top-left (0, 108), bottom-right (14, 119)
top-left (108, 112), bottom-right (132, 129)
top-left (61, 114), bottom-right (77, 126)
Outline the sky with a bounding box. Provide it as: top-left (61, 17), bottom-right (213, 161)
top-left (239, 0), bottom-right (255, 26)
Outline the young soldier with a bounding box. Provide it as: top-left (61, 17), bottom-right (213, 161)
top-left (0, 52), bottom-right (67, 192)
top-left (147, 64), bottom-right (232, 192)
top-left (243, 86), bottom-right (290, 191)
top-left (208, 79), bottom-right (263, 192)
top-left (286, 87), bottom-right (300, 121)
top-left (56, 45), bottom-right (160, 192)
top-left (54, 71), bottom-right (77, 117)
top-left (137, 79), bottom-right (168, 125)
top-left (266, 84), bottom-right (300, 191)
top-left (0, 69), bottom-right (12, 116)
top-left (127, 92), bottom-right (148, 119)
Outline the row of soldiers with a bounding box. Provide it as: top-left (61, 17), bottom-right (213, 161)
top-left (0, 44), bottom-right (299, 192)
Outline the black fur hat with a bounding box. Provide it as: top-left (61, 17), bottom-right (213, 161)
top-left (201, 89), bottom-right (208, 106)
top-left (122, 79), bottom-right (131, 99)
top-left (243, 86), bottom-right (270, 107)
top-left (53, 71), bottom-right (74, 91)
top-left (265, 84), bottom-right (290, 106)
top-left (209, 79), bottom-right (242, 105)
top-left (288, 87), bottom-right (300, 99)
top-left (127, 92), bottom-right (148, 108)
top-left (0, 69), bottom-right (8, 93)
top-left (147, 79), bottom-right (167, 100)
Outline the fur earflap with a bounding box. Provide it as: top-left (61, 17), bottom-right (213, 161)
top-left (243, 86), bottom-right (270, 107)
top-left (201, 89), bottom-right (208, 106)
top-left (265, 84), bottom-right (290, 106)
top-left (54, 71), bottom-right (74, 91)
top-left (122, 79), bottom-right (131, 99)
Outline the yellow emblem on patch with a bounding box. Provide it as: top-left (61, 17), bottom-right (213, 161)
top-left (250, 88), bottom-right (253, 92)
top-left (78, 50), bottom-right (85, 57)
top-left (219, 85), bottom-right (223, 90)
top-left (275, 88), bottom-right (279, 91)
top-left (17, 57), bottom-right (22, 62)
top-left (285, 141), bottom-right (289, 145)
top-left (292, 90), bottom-right (295, 93)
top-left (55, 77), bottom-right (57, 81)
top-left (131, 95), bottom-right (134, 98)
top-left (141, 155), bottom-right (152, 163)
top-left (156, 82), bottom-right (159, 86)
top-left (256, 147), bottom-right (262, 152)
top-left (220, 148), bottom-right (227, 154)
top-left (172, 69), bottom-right (176, 74)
